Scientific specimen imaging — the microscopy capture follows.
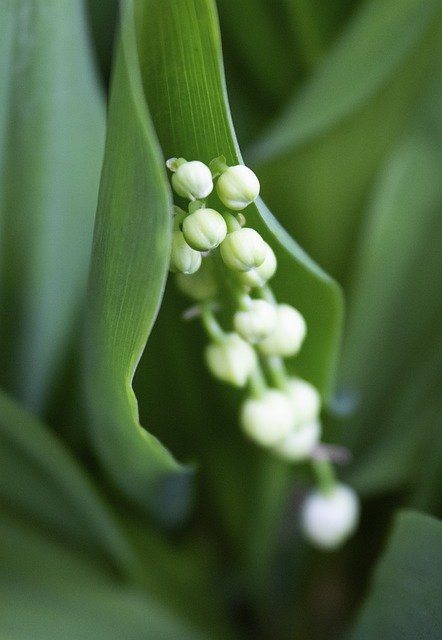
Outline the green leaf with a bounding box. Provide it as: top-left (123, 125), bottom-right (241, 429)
top-left (0, 516), bottom-right (206, 640)
top-left (0, 387), bottom-right (135, 575)
top-left (83, 0), bottom-right (193, 524)
top-left (249, 0), bottom-right (442, 279)
top-left (0, 0), bottom-right (105, 412)
top-left (0, 385), bottom-right (237, 639)
top-left (129, 0), bottom-right (342, 605)
top-left (349, 510), bottom-right (442, 640)
top-left (83, 0), bottom-right (342, 525)
top-left (251, 0), bottom-right (442, 159)
top-left (135, 0), bottom-right (342, 397)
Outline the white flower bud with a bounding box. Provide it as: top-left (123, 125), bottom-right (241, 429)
top-left (205, 333), bottom-right (257, 387)
top-left (220, 228), bottom-right (267, 272)
top-left (234, 299), bottom-right (277, 343)
top-left (182, 208), bottom-right (227, 251)
top-left (259, 304), bottom-right (306, 357)
top-left (171, 160), bottom-right (213, 200)
top-left (300, 484), bottom-right (360, 550)
top-left (216, 165), bottom-right (260, 210)
top-left (237, 244), bottom-right (277, 287)
top-left (240, 390), bottom-right (296, 447)
top-left (286, 377), bottom-right (321, 425)
top-left (175, 259), bottom-right (218, 301)
top-left (170, 231), bottom-right (201, 274)
top-left (274, 420), bottom-right (321, 461)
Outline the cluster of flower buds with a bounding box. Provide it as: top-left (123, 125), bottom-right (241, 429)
top-left (166, 156), bottom-right (359, 550)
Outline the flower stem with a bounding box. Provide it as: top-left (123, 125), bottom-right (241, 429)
top-left (265, 355), bottom-right (288, 391)
top-left (200, 304), bottom-right (225, 343)
top-left (248, 364), bottom-right (267, 399)
top-left (311, 457), bottom-right (336, 496)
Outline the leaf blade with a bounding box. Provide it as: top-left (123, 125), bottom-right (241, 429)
top-left (349, 511), bottom-right (442, 640)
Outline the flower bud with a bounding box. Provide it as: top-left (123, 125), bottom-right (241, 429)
top-left (274, 420), bottom-right (321, 461)
top-left (220, 228), bottom-right (267, 272)
top-left (182, 208), bottom-right (227, 251)
top-left (175, 259), bottom-right (218, 301)
top-left (234, 299), bottom-right (277, 343)
top-left (237, 244), bottom-right (277, 287)
top-left (286, 377), bottom-right (321, 425)
top-left (171, 160), bottom-right (213, 200)
top-left (170, 231), bottom-right (201, 274)
top-left (205, 333), bottom-right (257, 387)
top-left (240, 390), bottom-right (296, 447)
top-left (216, 165), bottom-right (260, 210)
top-left (300, 484), bottom-right (360, 550)
top-left (259, 304), bottom-right (306, 357)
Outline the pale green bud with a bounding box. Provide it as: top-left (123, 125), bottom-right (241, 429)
top-left (175, 259), bottom-right (218, 301)
top-left (236, 244), bottom-right (277, 287)
top-left (259, 304), bottom-right (306, 357)
top-left (240, 390), bottom-right (296, 447)
top-left (171, 160), bottom-right (213, 200)
top-left (220, 228), bottom-right (267, 272)
top-left (205, 333), bottom-right (257, 387)
top-left (216, 165), bottom-right (260, 210)
top-left (274, 420), bottom-right (321, 461)
top-left (300, 484), bottom-right (360, 550)
top-left (286, 377), bottom-right (321, 425)
top-left (170, 231), bottom-right (201, 274)
top-left (182, 208), bottom-right (227, 251)
top-left (234, 299), bottom-right (277, 343)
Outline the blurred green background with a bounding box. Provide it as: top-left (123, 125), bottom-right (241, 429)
top-left (0, 0), bottom-right (441, 638)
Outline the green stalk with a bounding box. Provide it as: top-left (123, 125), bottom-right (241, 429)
top-left (311, 457), bottom-right (337, 495)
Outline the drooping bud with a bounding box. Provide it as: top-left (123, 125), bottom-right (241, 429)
top-left (286, 377), bottom-right (321, 425)
top-left (234, 299), bottom-right (277, 343)
top-left (182, 208), bottom-right (227, 251)
top-left (237, 243), bottom-right (277, 287)
top-left (175, 259), bottom-right (218, 301)
top-left (274, 420), bottom-right (321, 461)
top-left (220, 228), bottom-right (267, 272)
top-left (240, 389), bottom-right (296, 447)
top-left (259, 304), bottom-right (307, 357)
top-left (169, 160), bottom-right (213, 201)
top-left (300, 484), bottom-right (360, 550)
top-left (216, 165), bottom-right (260, 210)
top-left (170, 231), bottom-right (201, 274)
top-left (205, 333), bottom-right (257, 387)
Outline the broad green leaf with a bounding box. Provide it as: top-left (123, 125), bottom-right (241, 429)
top-left (249, 0), bottom-right (442, 280)
top-left (130, 0), bottom-right (342, 608)
top-left (0, 0), bottom-right (105, 412)
top-left (136, 0), bottom-right (342, 397)
top-left (0, 387), bottom-right (135, 575)
top-left (349, 511), bottom-right (442, 640)
top-left (83, 0), bottom-right (194, 524)
top-left (83, 0), bottom-right (342, 525)
top-left (0, 516), bottom-right (206, 640)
